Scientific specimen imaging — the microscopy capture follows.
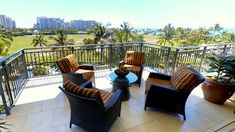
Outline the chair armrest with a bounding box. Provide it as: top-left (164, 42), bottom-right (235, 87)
top-left (80, 80), bottom-right (93, 88)
top-left (149, 72), bottom-right (171, 80)
top-left (78, 64), bottom-right (94, 70)
top-left (119, 60), bottom-right (125, 67)
top-left (105, 90), bottom-right (121, 111)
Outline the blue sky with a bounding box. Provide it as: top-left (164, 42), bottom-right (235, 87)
top-left (1, 0), bottom-right (235, 28)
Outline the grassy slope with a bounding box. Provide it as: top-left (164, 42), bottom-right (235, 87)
top-left (9, 34), bottom-right (157, 54)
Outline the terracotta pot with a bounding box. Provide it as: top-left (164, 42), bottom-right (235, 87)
top-left (201, 79), bottom-right (235, 104)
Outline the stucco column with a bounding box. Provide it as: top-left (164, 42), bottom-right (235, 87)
top-left (232, 45), bottom-right (235, 56)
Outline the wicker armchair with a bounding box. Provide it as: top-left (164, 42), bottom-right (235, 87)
top-left (59, 80), bottom-right (121, 132)
top-left (56, 54), bottom-right (95, 86)
top-left (144, 66), bottom-right (205, 120)
top-left (119, 51), bottom-right (145, 86)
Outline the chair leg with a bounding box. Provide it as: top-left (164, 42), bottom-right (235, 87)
top-left (69, 122), bottom-right (72, 128)
top-left (183, 114), bottom-right (186, 120)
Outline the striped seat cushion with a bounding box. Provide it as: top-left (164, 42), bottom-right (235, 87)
top-left (75, 69), bottom-right (94, 81)
top-left (123, 64), bottom-right (141, 76)
top-left (57, 54), bottom-right (79, 73)
top-left (124, 51), bottom-right (145, 65)
top-left (170, 66), bottom-right (199, 90)
top-left (145, 77), bottom-right (173, 93)
top-left (64, 81), bottom-right (113, 107)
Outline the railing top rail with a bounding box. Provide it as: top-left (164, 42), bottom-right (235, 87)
top-left (23, 42), bottom-right (142, 50)
top-left (0, 48), bottom-right (24, 65)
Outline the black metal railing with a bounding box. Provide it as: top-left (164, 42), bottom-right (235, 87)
top-left (0, 42), bottom-right (234, 115)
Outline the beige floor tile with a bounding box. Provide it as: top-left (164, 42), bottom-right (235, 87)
top-left (37, 124), bottom-right (67, 132)
top-left (2, 115), bottom-right (27, 132)
top-left (186, 107), bottom-right (217, 131)
top-left (22, 110), bottom-right (53, 132)
top-left (52, 105), bottom-right (70, 127)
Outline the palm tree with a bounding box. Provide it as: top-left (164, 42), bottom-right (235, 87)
top-left (90, 23), bottom-right (111, 64)
top-left (209, 24), bottom-right (223, 42)
top-left (188, 27), bottom-right (210, 46)
top-left (31, 33), bottom-right (47, 47)
top-left (0, 26), bottom-right (13, 56)
top-left (157, 24), bottom-right (175, 45)
top-left (91, 22), bottom-right (110, 44)
top-left (31, 32), bottom-right (48, 63)
top-left (49, 30), bottom-right (74, 46)
top-left (49, 30), bottom-right (74, 56)
top-left (120, 22), bottom-right (134, 42)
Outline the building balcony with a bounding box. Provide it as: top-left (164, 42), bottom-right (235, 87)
top-left (0, 42), bottom-right (234, 131)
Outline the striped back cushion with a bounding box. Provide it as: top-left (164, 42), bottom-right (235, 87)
top-left (64, 81), bottom-right (104, 107)
top-left (65, 54), bottom-right (79, 72)
top-left (170, 66), bottom-right (199, 90)
top-left (125, 51), bottom-right (145, 65)
top-left (57, 57), bottom-right (72, 73)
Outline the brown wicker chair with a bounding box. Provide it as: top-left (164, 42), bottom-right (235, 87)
top-left (144, 66), bottom-right (205, 120)
top-left (56, 54), bottom-right (95, 86)
top-left (119, 51), bottom-right (145, 86)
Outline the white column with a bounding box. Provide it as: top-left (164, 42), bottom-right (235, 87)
top-left (232, 45), bottom-right (235, 56)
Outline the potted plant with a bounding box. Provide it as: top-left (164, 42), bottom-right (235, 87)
top-left (201, 53), bottom-right (235, 104)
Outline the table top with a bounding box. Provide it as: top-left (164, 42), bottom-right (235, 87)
top-left (107, 71), bottom-right (138, 84)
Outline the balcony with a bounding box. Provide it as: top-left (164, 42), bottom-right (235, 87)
top-left (0, 42), bottom-right (235, 131)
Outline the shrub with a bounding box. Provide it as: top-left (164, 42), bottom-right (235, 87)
top-left (32, 66), bottom-right (49, 76)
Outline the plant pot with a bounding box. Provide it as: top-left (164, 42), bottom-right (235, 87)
top-left (201, 79), bottom-right (235, 104)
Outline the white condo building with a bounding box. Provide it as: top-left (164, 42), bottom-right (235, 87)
top-left (0, 15), bottom-right (16, 29)
top-left (36, 17), bottom-right (64, 30)
top-left (35, 17), bottom-right (96, 30)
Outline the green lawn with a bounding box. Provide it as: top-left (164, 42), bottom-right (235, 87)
top-left (9, 34), bottom-right (157, 54)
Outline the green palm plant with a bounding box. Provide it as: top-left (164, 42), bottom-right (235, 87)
top-left (49, 30), bottom-right (74, 46)
top-left (157, 24), bottom-right (175, 46)
top-left (120, 22), bottom-right (134, 42)
top-left (91, 22), bottom-right (110, 44)
top-left (205, 53), bottom-right (235, 84)
top-left (209, 24), bottom-right (223, 42)
top-left (31, 33), bottom-right (47, 47)
top-left (0, 26), bottom-right (13, 56)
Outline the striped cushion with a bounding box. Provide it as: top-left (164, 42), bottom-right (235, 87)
top-left (124, 51), bottom-right (145, 65)
top-left (146, 77), bottom-right (173, 93)
top-left (65, 54), bottom-right (79, 72)
top-left (64, 81), bottom-right (104, 107)
top-left (170, 67), bottom-right (199, 90)
top-left (75, 69), bottom-right (95, 81)
top-left (123, 64), bottom-right (141, 76)
top-left (93, 88), bottom-right (113, 107)
top-left (57, 58), bottom-right (72, 73)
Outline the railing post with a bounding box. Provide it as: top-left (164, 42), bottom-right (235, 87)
top-left (164, 47), bottom-right (171, 74)
top-left (1, 62), bottom-right (13, 106)
top-left (71, 46), bottom-right (75, 54)
top-left (140, 42), bottom-right (143, 52)
top-left (172, 48), bottom-right (179, 73)
top-left (223, 44), bottom-right (227, 54)
top-left (22, 50), bottom-right (28, 78)
top-left (0, 80), bottom-right (10, 115)
top-left (109, 44), bottom-right (113, 70)
top-left (199, 46), bottom-right (207, 72)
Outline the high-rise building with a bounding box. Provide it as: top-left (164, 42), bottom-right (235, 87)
top-left (0, 15), bottom-right (16, 29)
top-left (69, 20), bottom-right (96, 29)
top-left (35, 17), bottom-right (96, 30)
top-left (36, 17), bottom-right (64, 30)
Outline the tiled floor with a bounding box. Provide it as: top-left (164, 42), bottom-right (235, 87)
top-left (1, 69), bottom-right (235, 132)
